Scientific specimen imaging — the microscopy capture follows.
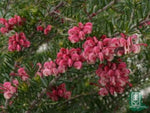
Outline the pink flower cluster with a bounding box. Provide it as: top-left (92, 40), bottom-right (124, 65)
top-left (17, 68), bottom-right (29, 81)
top-left (37, 25), bottom-right (52, 35)
top-left (96, 60), bottom-right (132, 96)
top-left (40, 22), bottom-right (147, 97)
top-left (68, 22), bottom-right (92, 43)
top-left (0, 15), bottom-right (25, 34)
top-left (10, 67), bottom-right (29, 81)
top-left (47, 83), bottom-right (71, 101)
top-left (8, 32), bottom-right (30, 51)
top-left (0, 80), bottom-right (19, 99)
top-left (82, 34), bottom-right (146, 64)
top-left (37, 26), bottom-right (43, 31)
top-left (42, 61), bottom-right (60, 76)
top-left (42, 48), bottom-right (84, 76)
top-left (56, 48), bottom-right (84, 70)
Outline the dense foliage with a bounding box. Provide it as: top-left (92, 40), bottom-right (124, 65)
top-left (0, 0), bottom-right (150, 113)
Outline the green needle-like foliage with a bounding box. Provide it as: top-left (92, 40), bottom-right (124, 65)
top-left (0, 0), bottom-right (150, 113)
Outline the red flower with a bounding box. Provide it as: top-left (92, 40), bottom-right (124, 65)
top-left (8, 32), bottom-right (30, 52)
top-left (47, 83), bottom-right (71, 101)
top-left (68, 22), bottom-right (93, 43)
top-left (37, 26), bottom-right (44, 31)
top-left (18, 67), bottom-right (29, 81)
top-left (44, 25), bottom-right (52, 35)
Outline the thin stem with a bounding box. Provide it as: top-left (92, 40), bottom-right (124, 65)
top-left (129, 9), bottom-right (134, 26)
top-left (61, 91), bottom-right (97, 105)
top-left (47, 1), bottom-right (66, 17)
top-left (88, 0), bottom-right (116, 20)
top-left (53, 11), bottom-right (76, 22)
top-left (4, 99), bottom-right (8, 110)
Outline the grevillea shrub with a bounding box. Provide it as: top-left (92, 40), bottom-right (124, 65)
top-left (68, 22), bottom-right (93, 43)
top-left (47, 83), bottom-right (71, 101)
top-left (0, 15), bottom-right (25, 34)
top-left (0, 80), bottom-right (18, 99)
top-left (0, 1), bottom-right (150, 113)
top-left (96, 60), bottom-right (132, 96)
top-left (37, 23), bottom-right (145, 97)
top-left (8, 32), bottom-right (30, 51)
